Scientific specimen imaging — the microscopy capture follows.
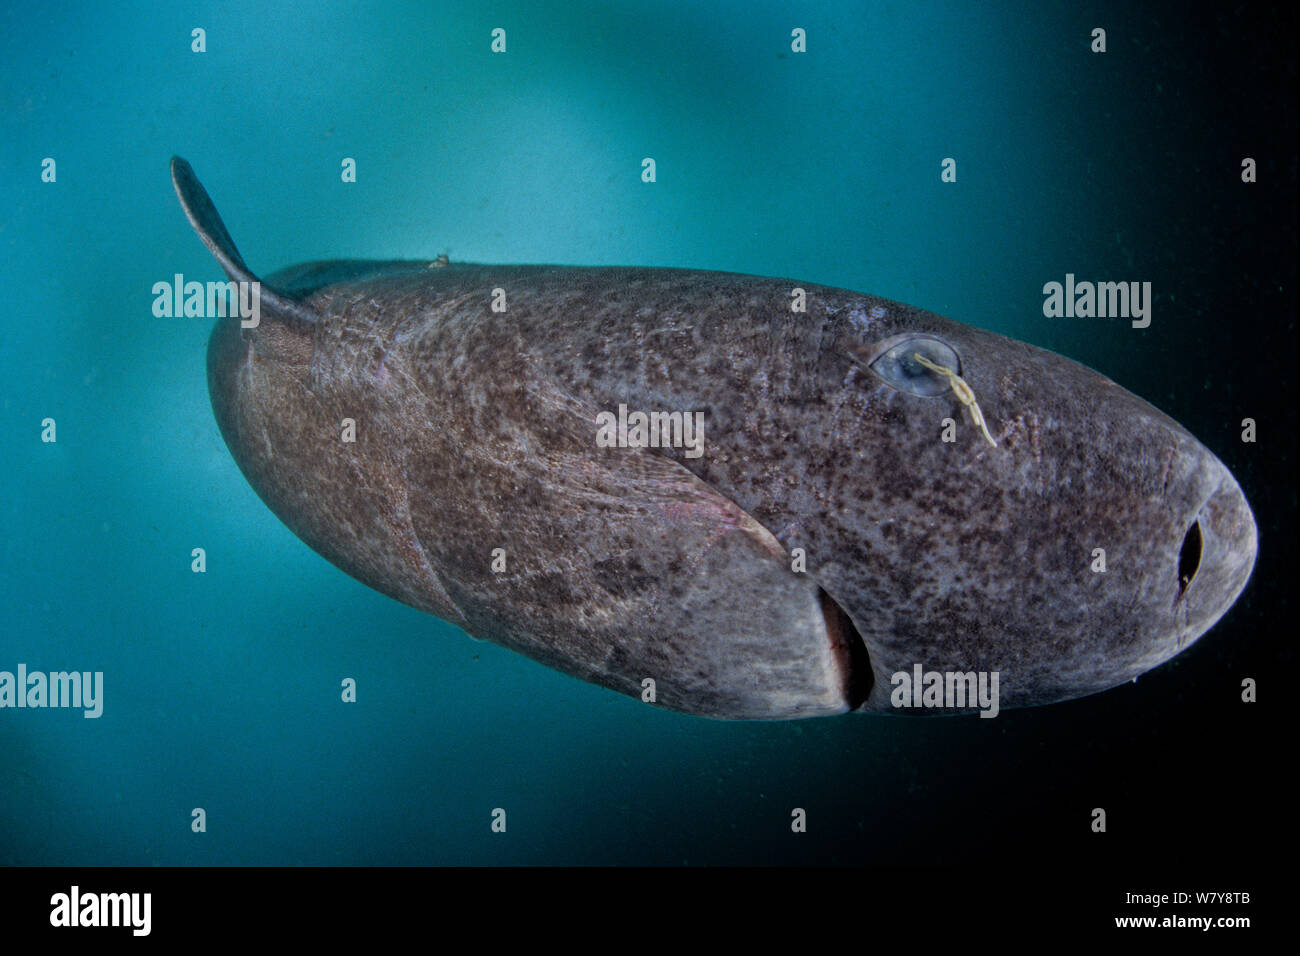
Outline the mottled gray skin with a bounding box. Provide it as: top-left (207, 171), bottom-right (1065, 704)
top-left (174, 157), bottom-right (1257, 719)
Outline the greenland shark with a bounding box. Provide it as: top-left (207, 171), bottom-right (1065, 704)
top-left (172, 156), bottom-right (1257, 719)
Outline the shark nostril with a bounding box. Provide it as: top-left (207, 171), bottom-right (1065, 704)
top-left (1177, 520), bottom-right (1203, 597)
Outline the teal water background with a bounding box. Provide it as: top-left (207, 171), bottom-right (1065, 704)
top-left (1, 1), bottom-right (1294, 865)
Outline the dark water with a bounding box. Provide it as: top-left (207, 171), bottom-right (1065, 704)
top-left (0, 1), bottom-right (1293, 867)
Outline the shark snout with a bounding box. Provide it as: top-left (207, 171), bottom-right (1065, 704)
top-left (1174, 456), bottom-right (1257, 642)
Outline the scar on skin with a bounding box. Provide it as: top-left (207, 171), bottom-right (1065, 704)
top-left (912, 352), bottom-right (999, 448)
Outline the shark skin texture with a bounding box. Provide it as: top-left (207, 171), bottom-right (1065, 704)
top-left (173, 157), bottom-right (1257, 720)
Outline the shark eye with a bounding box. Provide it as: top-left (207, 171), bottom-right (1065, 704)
top-left (868, 335), bottom-right (961, 396)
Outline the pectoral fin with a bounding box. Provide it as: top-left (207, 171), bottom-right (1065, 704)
top-left (402, 376), bottom-right (872, 719)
